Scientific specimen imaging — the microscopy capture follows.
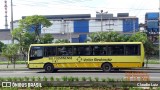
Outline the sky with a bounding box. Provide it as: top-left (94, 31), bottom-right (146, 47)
top-left (0, 0), bottom-right (159, 29)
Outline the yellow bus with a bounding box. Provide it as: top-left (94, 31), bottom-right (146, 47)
top-left (28, 42), bottom-right (145, 73)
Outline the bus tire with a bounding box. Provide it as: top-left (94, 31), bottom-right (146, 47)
top-left (101, 63), bottom-right (112, 72)
top-left (44, 63), bottom-right (54, 73)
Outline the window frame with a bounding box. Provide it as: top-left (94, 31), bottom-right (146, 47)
top-left (29, 46), bottom-right (43, 61)
top-left (43, 46), bottom-right (56, 57)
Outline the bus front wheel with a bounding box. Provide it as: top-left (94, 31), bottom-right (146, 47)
top-left (44, 64), bottom-right (54, 73)
top-left (102, 63), bottom-right (112, 72)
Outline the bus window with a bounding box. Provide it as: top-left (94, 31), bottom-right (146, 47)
top-left (73, 47), bottom-right (77, 55)
top-left (44, 46), bottom-right (56, 57)
top-left (93, 46), bottom-right (100, 55)
top-left (85, 46), bottom-right (92, 55)
top-left (92, 46), bottom-right (107, 55)
top-left (57, 46), bottom-right (72, 56)
top-left (30, 46), bottom-right (43, 60)
top-left (107, 45), bottom-right (124, 56)
top-left (73, 46), bottom-right (92, 56)
top-left (125, 45), bottom-right (140, 55)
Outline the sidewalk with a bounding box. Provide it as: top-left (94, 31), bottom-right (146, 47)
top-left (0, 64), bottom-right (29, 71)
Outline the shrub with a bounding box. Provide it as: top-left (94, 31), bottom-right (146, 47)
top-left (18, 77), bottom-right (24, 81)
top-left (13, 77), bottom-right (18, 81)
top-left (101, 78), bottom-right (106, 82)
top-left (37, 77), bottom-right (41, 81)
top-left (7, 77), bottom-right (12, 81)
top-left (24, 77), bottom-right (29, 81)
top-left (31, 76), bottom-right (35, 81)
top-left (56, 78), bottom-right (60, 81)
top-left (88, 77), bottom-right (93, 82)
top-left (74, 77), bottom-right (79, 81)
top-left (95, 77), bottom-right (99, 82)
top-left (43, 76), bottom-right (48, 81)
top-left (50, 76), bottom-right (54, 81)
top-left (81, 77), bottom-right (86, 81)
top-left (68, 76), bottom-right (74, 81)
top-left (62, 76), bottom-right (68, 81)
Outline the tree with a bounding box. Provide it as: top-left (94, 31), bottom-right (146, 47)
top-left (144, 39), bottom-right (155, 67)
top-left (128, 32), bottom-right (147, 44)
top-left (0, 41), bottom-right (5, 52)
top-left (19, 15), bottom-right (52, 41)
top-left (1, 44), bottom-right (19, 68)
top-left (87, 31), bottom-right (125, 42)
top-left (40, 34), bottom-right (54, 44)
top-left (55, 39), bottom-right (70, 43)
top-left (12, 15), bottom-right (54, 63)
top-left (12, 28), bottom-right (36, 64)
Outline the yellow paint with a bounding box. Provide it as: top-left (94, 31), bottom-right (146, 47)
top-left (28, 42), bottom-right (145, 69)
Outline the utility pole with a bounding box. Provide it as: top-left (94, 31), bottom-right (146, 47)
top-left (106, 18), bottom-right (114, 31)
top-left (11, 0), bottom-right (14, 43)
top-left (4, 0), bottom-right (8, 29)
top-left (96, 10), bottom-right (108, 32)
top-left (158, 0), bottom-right (160, 60)
top-left (100, 10), bottom-right (103, 32)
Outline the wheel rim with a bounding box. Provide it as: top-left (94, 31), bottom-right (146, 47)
top-left (47, 66), bottom-right (52, 71)
top-left (104, 65), bottom-right (109, 71)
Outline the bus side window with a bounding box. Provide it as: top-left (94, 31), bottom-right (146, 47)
top-left (93, 46), bottom-right (100, 55)
top-left (57, 46), bottom-right (72, 56)
top-left (85, 46), bottom-right (91, 55)
top-left (100, 47), bottom-right (107, 55)
top-left (107, 45), bottom-right (124, 55)
top-left (57, 47), bottom-right (67, 56)
top-left (125, 45), bottom-right (140, 55)
top-left (66, 47), bottom-right (73, 56)
top-left (73, 47), bottom-right (77, 55)
top-left (44, 46), bottom-right (56, 57)
top-left (77, 47), bottom-right (84, 55)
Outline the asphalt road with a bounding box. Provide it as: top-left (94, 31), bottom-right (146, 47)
top-left (0, 69), bottom-right (160, 81)
top-left (0, 64), bottom-right (160, 81)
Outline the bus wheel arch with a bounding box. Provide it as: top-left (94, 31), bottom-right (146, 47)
top-left (44, 63), bottom-right (54, 73)
top-left (101, 62), bottom-right (112, 72)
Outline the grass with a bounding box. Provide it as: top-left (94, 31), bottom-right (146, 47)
top-left (0, 60), bottom-right (27, 64)
top-left (145, 60), bottom-right (160, 64)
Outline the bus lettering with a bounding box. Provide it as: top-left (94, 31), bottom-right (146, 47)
top-left (94, 58), bottom-right (112, 61)
top-left (54, 57), bottom-right (72, 60)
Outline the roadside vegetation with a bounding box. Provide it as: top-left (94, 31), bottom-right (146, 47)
top-left (0, 76), bottom-right (160, 90)
top-left (0, 76), bottom-right (159, 90)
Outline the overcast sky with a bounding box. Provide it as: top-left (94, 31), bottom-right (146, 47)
top-left (0, 0), bottom-right (159, 29)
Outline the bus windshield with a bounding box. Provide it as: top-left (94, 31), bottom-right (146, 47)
top-left (30, 46), bottom-right (43, 60)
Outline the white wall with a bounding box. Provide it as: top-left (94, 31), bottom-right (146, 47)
top-left (89, 19), bottom-right (123, 32)
top-left (41, 20), bottom-right (74, 34)
top-left (0, 40), bottom-right (18, 44)
top-left (13, 21), bottom-right (19, 29)
top-left (0, 40), bottom-right (12, 44)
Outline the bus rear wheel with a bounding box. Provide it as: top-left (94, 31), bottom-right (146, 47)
top-left (44, 64), bottom-right (54, 73)
top-left (102, 63), bottom-right (112, 72)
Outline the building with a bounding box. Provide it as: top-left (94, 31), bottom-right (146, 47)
top-left (0, 13), bottom-right (139, 44)
top-left (0, 29), bottom-right (12, 44)
top-left (145, 12), bottom-right (159, 44)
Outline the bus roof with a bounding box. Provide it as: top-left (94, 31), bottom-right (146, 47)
top-left (30, 42), bottom-right (143, 46)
